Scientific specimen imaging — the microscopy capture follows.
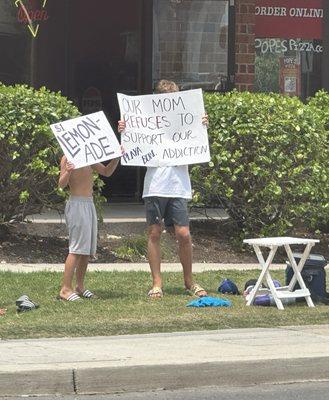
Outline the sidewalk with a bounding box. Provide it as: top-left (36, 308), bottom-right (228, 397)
top-left (0, 262), bottom-right (286, 273)
top-left (19, 204), bottom-right (229, 237)
top-left (1, 326), bottom-right (329, 396)
top-left (26, 204), bottom-right (229, 224)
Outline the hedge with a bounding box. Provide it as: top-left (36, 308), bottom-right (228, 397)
top-left (191, 90), bottom-right (328, 239)
top-left (0, 84), bottom-right (80, 224)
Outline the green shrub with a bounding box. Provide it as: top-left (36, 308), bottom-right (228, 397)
top-left (113, 234), bottom-right (173, 262)
top-left (191, 90), bottom-right (328, 240)
top-left (114, 235), bottom-right (148, 261)
top-left (306, 90), bottom-right (329, 231)
top-left (0, 84), bottom-right (80, 223)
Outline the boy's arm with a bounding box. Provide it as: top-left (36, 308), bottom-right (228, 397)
top-left (92, 157), bottom-right (120, 177)
top-left (58, 156), bottom-right (75, 188)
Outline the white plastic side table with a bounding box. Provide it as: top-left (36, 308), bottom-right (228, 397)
top-left (243, 237), bottom-right (319, 310)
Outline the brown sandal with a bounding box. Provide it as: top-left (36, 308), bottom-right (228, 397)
top-left (186, 283), bottom-right (207, 297)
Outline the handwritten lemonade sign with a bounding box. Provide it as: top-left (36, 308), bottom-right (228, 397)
top-left (50, 111), bottom-right (121, 169)
top-left (117, 89), bottom-right (210, 167)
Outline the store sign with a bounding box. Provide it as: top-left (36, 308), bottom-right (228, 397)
top-left (50, 112), bottom-right (122, 169)
top-left (117, 89), bottom-right (210, 167)
top-left (255, 38), bottom-right (323, 54)
top-left (255, 0), bottom-right (324, 39)
top-left (15, 0), bottom-right (49, 38)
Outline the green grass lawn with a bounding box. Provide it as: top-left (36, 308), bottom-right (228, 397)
top-left (1, 270), bottom-right (329, 340)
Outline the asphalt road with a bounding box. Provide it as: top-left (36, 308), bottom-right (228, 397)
top-left (2, 381), bottom-right (329, 400)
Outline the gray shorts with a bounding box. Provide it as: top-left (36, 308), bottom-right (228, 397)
top-left (65, 196), bottom-right (97, 256)
top-left (145, 197), bottom-right (189, 227)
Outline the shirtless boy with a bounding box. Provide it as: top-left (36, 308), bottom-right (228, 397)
top-left (58, 156), bottom-right (120, 301)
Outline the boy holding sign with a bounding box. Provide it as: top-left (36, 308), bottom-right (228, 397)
top-left (51, 111), bottom-right (122, 301)
top-left (58, 155), bottom-right (120, 301)
top-left (118, 80), bottom-right (208, 299)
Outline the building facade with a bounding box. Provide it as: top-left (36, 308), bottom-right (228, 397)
top-left (0, 0), bottom-right (327, 200)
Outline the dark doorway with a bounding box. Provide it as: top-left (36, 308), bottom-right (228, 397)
top-left (67, 0), bottom-right (150, 202)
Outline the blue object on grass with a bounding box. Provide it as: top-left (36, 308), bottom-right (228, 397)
top-left (254, 294), bottom-right (271, 306)
top-left (273, 279), bottom-right (281, 288)
top-left (187, 296), bottom-right (232, 307)
top-left (218, 279), bottom-right (240, 295)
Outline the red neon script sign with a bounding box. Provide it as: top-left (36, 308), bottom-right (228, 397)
top-left (15, 0), bottom-right (49, 38)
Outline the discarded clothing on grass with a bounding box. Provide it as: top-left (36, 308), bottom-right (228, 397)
top-left (16, 295), bottom-right (39, 313)
top-left (187, 296), bottom-right (232, 308)
top-left (218, 279), bottom-right (240, 295)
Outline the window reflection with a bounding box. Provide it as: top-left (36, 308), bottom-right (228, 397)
top-left (0, 0), bottom-right (31, 85)
top-left (153, 0), bottom-right (229, 91)
top-left (255, 38), bottom-right (323, 98)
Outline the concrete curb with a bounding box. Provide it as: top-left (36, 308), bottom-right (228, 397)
top-left (2, 326), bottom-right (329, 396)
top-left (1, 357), bottom-right (329, 396)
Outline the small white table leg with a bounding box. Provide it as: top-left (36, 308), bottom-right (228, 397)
top-left (285, 244), bottom-right (315, 308)
top-left (287, 243), bottom-right (313, 290)
top-left (246, 245), bottom-right (284, 310)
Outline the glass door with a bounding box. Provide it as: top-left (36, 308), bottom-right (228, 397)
top-left (66, 0), bottom-right (146, 201)
top-left (0, 0), bottom-right (32, 85)
top-left (153, 0), bottom-right (230, 91)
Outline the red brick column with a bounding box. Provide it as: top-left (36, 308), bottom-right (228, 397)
top-left (235, 0), bottom-right (256, 91)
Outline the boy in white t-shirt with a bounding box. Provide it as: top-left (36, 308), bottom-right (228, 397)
top-left (118, 80), bottom-right (208, 298)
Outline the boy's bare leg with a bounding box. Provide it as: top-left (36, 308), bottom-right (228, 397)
top-left (147, 224), bottom-right (163, 295)
top-left (175, 225), bottom-right (207, 296)
top-left (75, 255), bottom-right (90, 294)
top-left (60, 253), bottom-right (80, 299)
top-left (174, 225), bottom-right (193, 288)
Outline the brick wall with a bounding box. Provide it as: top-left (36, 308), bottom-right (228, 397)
top-left (153, 0), bottom-right (228, 90)
top-left (235, 0), bottom-right (255, 91)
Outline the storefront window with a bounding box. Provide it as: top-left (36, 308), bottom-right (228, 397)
top-left (254, 0), bottom-right (324, 98)
top-left (0, 0), bottom-right (31, 85)
top-left (153, 0), bottom-right (229, 91)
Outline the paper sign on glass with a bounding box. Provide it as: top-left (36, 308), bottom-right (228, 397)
top-left (50, 111), bottom-right (121, 169)
top-left (117, 89), bottom-right (210, 167)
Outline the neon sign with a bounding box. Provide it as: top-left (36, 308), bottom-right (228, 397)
top-left (14, 0), bottom-right (49, 38)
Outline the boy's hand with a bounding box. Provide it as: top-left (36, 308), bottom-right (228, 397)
top-left (202, 114), bottom-right (209, 126)
top-left (120, 145), bottom-right (125, 155)
top-left (65, 161), bottom-right (75, 173)
top-left (118, 120), bottom-right (126, 133)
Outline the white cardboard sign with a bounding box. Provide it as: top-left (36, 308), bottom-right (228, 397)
top-left (117, 89), bottom-right (210, 167)
top-left (50, 111), bottom-right (121, 169)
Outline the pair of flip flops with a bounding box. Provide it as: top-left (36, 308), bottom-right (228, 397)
top-left (16, 295), bottom-right (39, 313)
top-left (58, 289), bottom-right (96, 302)
top-left (147, 283), bottom-right (207, 298)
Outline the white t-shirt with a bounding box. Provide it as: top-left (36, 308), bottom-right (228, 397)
top-left (142, 166), bottom-right (192, 199)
